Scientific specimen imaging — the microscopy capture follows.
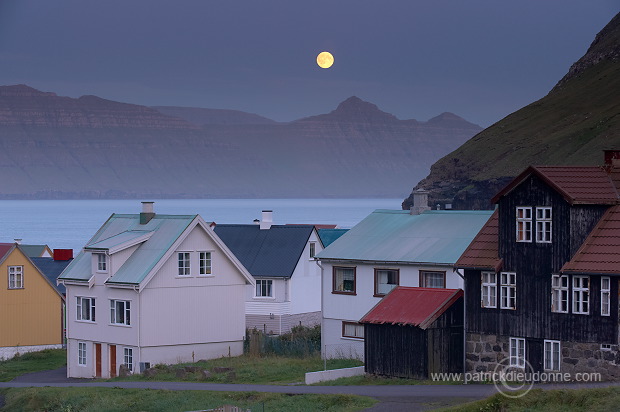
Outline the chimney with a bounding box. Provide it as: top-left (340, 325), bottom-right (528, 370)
top-left (260, 210), bottom-right (273, 230)
top-left (140, 201), bottom-right (155, 225)
top-left (410, 189), bottom-right (431, 215)
top-left (53, 249), bottom-right (73, 261)
top-left (14, 238), bottom-right (22, 244)
top-left (604, 150), bottom-right (620, 169)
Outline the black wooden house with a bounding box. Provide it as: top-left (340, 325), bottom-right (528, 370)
top-left (456, 151), bottom-right (620, 380)
top-left (360, 287), bottom-right (463, 379)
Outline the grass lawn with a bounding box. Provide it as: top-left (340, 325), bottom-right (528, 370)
top-left (0, 387), bottom-right (377, 412)
top-left (443, 387), bottom-right (620, 412)
top-left (0, 349), bottom-right (66, 382)
top-left (111, 354), bottom-right (363, 385)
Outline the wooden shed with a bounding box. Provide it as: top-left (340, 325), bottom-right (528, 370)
top-left (360, 287), bottom-right (463, 379)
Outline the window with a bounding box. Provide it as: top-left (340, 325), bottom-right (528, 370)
top-left (500, 272), bottom-right (516, 309)
top-left (178, 252), bottom-right (190, 276)
top-left (544, 340), bottom-right (561, 371)
top-left (255, 279), bottom-right (273, 297)
top-left (110, 299), bottom-right (131, 326)
top-left (509, 337), bottom-right (526, 368)
top-left (8, 266), bottom-right (23, 289)
top-left (342, 321), bottom-right (364, 339)
top-left (481, 272), bottom-right (497, 308)
top-left (309, 242), bottom-right (316, 258)
top-left (551, 274), bottom-right (568, 313)
top-left (601, 277), bottom-right (610, 316)
top-left (76, 297), bottom-right (96, 322)
top-left (124, 348), bottom-right (133, 372)
top-left (601, 344), bottom-right (612, 351)
top-left (516, 207), bottom-right (532, 242)
top-left (536, 207), bottom-right (552, 243)
top-left (572, 275), bottom-right (589, 314)
top-left (78, 342), bottom-right (87, 366)
top-left (199, 252), bottom-right (212, 275)
top-left (420, 271), bottom-right (446, 288)
top-left (333, 266), bottom-right (356, 294)
top-left (96, 253), bottom-right (107, 272)
top-left (374, 269), bottom-right (399, 296)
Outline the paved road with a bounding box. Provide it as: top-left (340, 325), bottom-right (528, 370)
top-left (3, 368), bottom-right (620, 411)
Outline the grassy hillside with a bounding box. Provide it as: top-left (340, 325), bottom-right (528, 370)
top-left (405, 13), bottom-right (620, 209)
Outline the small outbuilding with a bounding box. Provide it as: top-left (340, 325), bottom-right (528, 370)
top-left (360, 286), bottom-right (463, 379)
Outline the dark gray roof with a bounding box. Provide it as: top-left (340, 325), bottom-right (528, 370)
top-left (30, 257), bottom-right (73, 294)
top-left (213, 224), bottom-right (314, 278)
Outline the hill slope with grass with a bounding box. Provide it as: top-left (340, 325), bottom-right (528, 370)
top-left (403, 12), bottom-right (620, 210)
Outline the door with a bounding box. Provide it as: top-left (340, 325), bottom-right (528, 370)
top-left (95, 344), bottom-right (102, 378)
top-left (110, 345), bottom-right (117, 378)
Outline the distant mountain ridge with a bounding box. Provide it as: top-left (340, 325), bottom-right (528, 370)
top-left (404, 12), bottom-right (620, 210)
top-left (0, 86), bottom-right (482, 199)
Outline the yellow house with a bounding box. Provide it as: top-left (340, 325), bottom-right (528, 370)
top-left (0, 243), bottom-right (66, 359)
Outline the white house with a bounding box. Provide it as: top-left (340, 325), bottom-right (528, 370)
top-left (316, 197), bottom-right (493, 360)
top-left (58, 202), bottom-right (254, 378)
top-left (214, 211), bottom-right (341, 335)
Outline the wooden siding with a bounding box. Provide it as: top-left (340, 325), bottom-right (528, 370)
top-left (465, 269), bottom-right (618, 343)
top-left (364, 298), bottom-right (463, 378)
top-left (0, 249), bottom-right (63, 347)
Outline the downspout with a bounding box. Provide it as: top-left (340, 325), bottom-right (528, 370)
top-left (455, 268), bottom-right (467, 384)
top-left (134, 285), bottom-right (141, 373)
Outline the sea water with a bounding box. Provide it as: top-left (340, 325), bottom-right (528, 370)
top-left (0, 198), bottom-right (403, 252)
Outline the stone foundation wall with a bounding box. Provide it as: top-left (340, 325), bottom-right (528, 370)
top-left (466, 333), bottom-right (509, 373)
top-left (562, 341), bottom-right (620, 381)
top-left (0, 344), bottom-right (63, 361)
top-left (466, 333), bottom-right (620, 381)
top-left (289, 311), bottom-right (321, 329)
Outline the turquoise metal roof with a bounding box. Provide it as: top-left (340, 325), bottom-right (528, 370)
top-left (85, 230), bottom-right (154, 253)
top-left (316, 209), bottom-right (494, 265)
top-left (318, 228), bottom-right (349, 248)
top-left (59, 214), bottom-right (195, 284)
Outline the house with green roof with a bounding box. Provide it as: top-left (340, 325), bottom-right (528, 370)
top-left (316, 194), bottom-right (493, 360)
top-left (58, 202), bottom-right (254, 379)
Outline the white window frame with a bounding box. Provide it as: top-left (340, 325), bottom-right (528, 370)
top-left (124, 347), bottom-right (133, 372)
top-left (96, 253), bottom-right (108, 272)
top-left (500, 272), bottom-right (516, 310)
top-left (309, 242), bottom-right (316, 259)
top-left (78, 342), bottom-right (87, 366)
top-left (509, 337), bottom-right (526, 368)
top-left (536, 207), bottom-right (552, 243)
top-left (516, 207), bottom-right (532, 242)
top-left (199, 251), bottom-right (212, 276)
top-left (342, 321), bottom-right (364, 340)
top-left (110, 299), bottom-right (131, 326)
top-left (76, 296), bottom-right (96, 322)
top-left (544, 340), bottom-right (561, 371)
top-left (572, 275), bottom-right (589, 315)
top-left (255, 279), bottom-right (273, 298)
top-left (178, 252), bottom-right (191, 276)
top-left (601, 276), bottom-right (610, 316)
top-left (8, 265), bottom-right (24, 289)
top-left (481, 272), bottom-right (497, 308)
top-left (551, 274), bottom-right (568, 313)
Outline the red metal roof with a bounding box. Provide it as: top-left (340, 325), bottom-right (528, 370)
top-left (491, 166), bottom-right (620, 205)
top-left (359, 287), bottom-right (463, 330)
top-left (454, 210), bottom-right (502, 271)
top-left (562, 205), bottom-right (620, 275)
top-left (0, 243), bottom-right (13, 261)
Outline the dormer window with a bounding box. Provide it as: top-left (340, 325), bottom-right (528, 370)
top-left (96, 253), bottom-right (107, 272)
top-left (516, 207), bottom-right (532, 242)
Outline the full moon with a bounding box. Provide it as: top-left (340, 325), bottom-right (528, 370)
top-left (316, 51), bottom-right (334, 69)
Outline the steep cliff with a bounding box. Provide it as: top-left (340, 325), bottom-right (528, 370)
top-left (403, 12), bottom-right (620, 210)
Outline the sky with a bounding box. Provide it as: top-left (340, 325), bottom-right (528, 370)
top-left (0, 1), bottom-right (618, 127)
